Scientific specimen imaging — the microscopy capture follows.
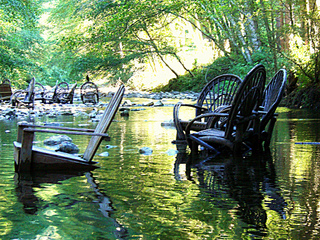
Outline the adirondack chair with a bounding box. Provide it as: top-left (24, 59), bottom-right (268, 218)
top-left (259, 69), bottom-right (287, 148)
top-left (80, 77), bottom-right (99, 104)
top-left (0, 79), bottom-right (13, 102)
top-left (11, 77), bottom-right (36, 108)
top-left (13, 84), bottom-right (125, 172)
top-left (185, 64), bottom-right (266, 155)
top-left (173, 74), bottom-right (243, 142)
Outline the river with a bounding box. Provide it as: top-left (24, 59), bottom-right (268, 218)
top-left (0, 98), bottom-right (320, 239)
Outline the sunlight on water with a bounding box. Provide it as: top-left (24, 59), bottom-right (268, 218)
top-left (0, 102), bottom-right (320, 239)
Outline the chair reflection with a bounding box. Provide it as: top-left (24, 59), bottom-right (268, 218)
top-left (14, 171), bottom-right (127, 239)
top-left (174, 149), bottom-right (287, 230)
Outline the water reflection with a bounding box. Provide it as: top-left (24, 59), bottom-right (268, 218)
top-left (14, 171), bottom-right (127, 239)
top-left (174, 149), bottom-right (287, 236)
top-left (2, 103), bottom-right (320, 238)
top-left (14, 171), bottom-right (86, 215)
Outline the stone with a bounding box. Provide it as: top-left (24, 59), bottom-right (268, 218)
top-left (139, 147), bottom-right (153, 155)
top-left (143, 101), bottom-right (154, 106)
top-left (56, 141), bottom-right (79, 154)
top-left (122, 100), bottom-right (134, 106)
top-left (161, 120), bottom-right (175, 128)
top-left (154, 100), bottom-right (164, 107)
top-left (44, 135), bottom-right (73, 146)
top-left (120, 109), bottom-right (130, 116)
top-left (105, 145), bottom-right (117, 149)
top-left (99, 151), bottom-right (109, 157)
top-left (165, 149), bottom-right (178, 156)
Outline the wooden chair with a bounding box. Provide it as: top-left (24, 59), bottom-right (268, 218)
top-left (11, 77), bottom-right (36, 109)
top-left (56, 83), bottom-right (77, 104)
top-left (259, 69), bottom-right (287, 148)
top-left (14, 84), bottom-right (125, 172)
top-left (173, 74), bottom-right (243, 142)
top-left (80, 80), bottom-right (99, 104)
top-left (0, 79), bottom-right (13, 102)
top-left (33, 82), bottom-right (46, 103)
top-left (41, 81), bottom-right (69, 104)
top-left (186, 64), bottom-right (266, 155)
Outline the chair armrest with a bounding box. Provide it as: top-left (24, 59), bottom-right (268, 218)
top-left (173, 103), bottom-right (207, 121)
top-left (22, 127), bottom-right (110, 138)
top-left (18, 122), bottom-right (95, 132)
top-left (173, 102), bottom-right (208, 141)
top-left (257, 110), bottom-right (278, 116)
top-left (185, 112), bottom-right (230, 136)
top-left (178, 103), bottom-right (207, 111)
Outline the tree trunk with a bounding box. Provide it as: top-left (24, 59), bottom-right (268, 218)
top-left (260, 0), bottom-right (278, 72)
top-left (144, 28), bottom-right (180, 78)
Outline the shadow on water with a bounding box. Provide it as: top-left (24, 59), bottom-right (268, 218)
top-left (14, 171), bottom-right (128, 239)
top-left (174, 146), bottom-right (287, 237)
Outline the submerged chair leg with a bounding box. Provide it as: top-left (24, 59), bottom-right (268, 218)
top-left (173, 103), bottom-right (186, 141)
top-left (264, 117), bottom-right (277, 149)
top-left (188, 135), bottom-right (220, 155)
top-left (18, 130), bottom-right (35, 172)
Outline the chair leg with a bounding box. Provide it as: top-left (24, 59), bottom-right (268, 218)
top-left (191, 140), bottom-right (199, 155)
top-left (233, 142), bottom-right (242, 156)
top-left (188, 135), bottom-right (220, 155)
top-left (264, 117), bottom-right (277, 149)
top-left (173, 103), bottom-right (186, 141)
top-left (251, 133), bottom-right (263, 154)
top-left (18, 130), bottom-right (35, 172)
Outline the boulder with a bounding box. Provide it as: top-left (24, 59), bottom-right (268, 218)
top-left (56, 141), bottom-right (79, 154)
top-left (44, 135), bottom-right (73, 146)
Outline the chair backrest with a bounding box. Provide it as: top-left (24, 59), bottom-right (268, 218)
top-left (80, 81), bottom-right (99, 104)
top-left (56, 83), bottom-right (76, 104)
top-left (0, 79), bottom-right (12, 100)
top-left (225, 64), bottom-right (266, 139)
top-left (65, 83), bottom-right (77, 103)
top-left (260, 69), bottom-right (287, 131)
top-left (50, 80), bottom-right (60, 102)
top-left (24, 77), bottom-right (35, 103)
top-left (196, 74), bottom-right (243, 116)
top-left (34, 82), bottom-right (45, 101)
top-left (83, 85), bottom-right (125, 162)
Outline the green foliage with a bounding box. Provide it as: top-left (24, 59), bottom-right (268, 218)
top-left (155, 69), bottom-right (207, 92)
top-left (0, 0), bottom-right (43, 86)
top-left (40, 0), bottom-right (187, 85)
top-left (0, 0), bottom-right (319, 102)
top-left (155, 50), bottom-right (291, 93)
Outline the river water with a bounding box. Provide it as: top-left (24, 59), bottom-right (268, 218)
top-left (0, 98), bottom-right (320, 239)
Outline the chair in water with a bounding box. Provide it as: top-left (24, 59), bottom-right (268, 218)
top-left (14, 85), bottom-right (125, 172)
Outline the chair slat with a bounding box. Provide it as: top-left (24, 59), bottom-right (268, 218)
top-left (83, 85), bottom-right (125, 161)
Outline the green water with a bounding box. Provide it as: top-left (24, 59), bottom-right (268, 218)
top-left (0, 101), bottom-right (320, 239)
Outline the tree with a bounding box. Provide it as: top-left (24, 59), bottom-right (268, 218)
top-left (45, 0), bottom-right (195, 84)
top-left (0, 0), bottom-right (43, 86)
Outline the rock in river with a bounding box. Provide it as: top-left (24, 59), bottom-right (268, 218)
top-left (139, 147), bottom-right (153, 155)
top-left (56, 141), bottom-right (79, 154)
top-left (44, 135), bottom-right (73, 146)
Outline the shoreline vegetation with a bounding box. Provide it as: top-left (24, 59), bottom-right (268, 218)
top-left (151, 67), bottom-right (320, 110)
